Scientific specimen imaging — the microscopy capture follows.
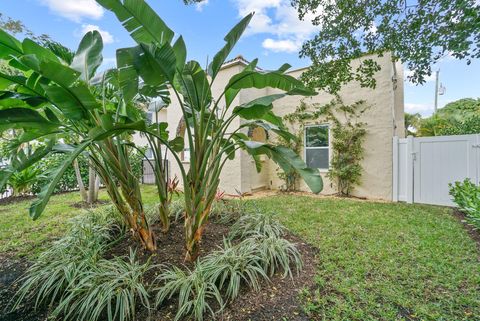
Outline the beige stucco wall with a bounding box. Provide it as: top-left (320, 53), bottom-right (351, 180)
top-left (265, 53), bottom-right (404, 200)
top-left (133, 53), bottom-right (404, 200)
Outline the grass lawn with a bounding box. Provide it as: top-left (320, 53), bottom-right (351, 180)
top-left (0, 188), bottom-right (479, 320)
top-left (0, 185), bottom-right (159, 257)
top-left (251, 195), bottom-right (480, 320)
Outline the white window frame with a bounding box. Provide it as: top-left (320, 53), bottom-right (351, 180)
top-left (304, 124), bottom-right (330, 171)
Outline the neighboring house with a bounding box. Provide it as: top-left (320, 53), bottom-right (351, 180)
top-left (134, 53), bottom-right (405, 201)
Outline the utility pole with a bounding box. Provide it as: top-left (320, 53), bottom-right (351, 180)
top-left (434, 69), bottom-right (439, 113)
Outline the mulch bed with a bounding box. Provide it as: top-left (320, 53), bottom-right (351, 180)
top-left (0, 195), bottom-right (36, 206)
top-left (0, 254), bottom-right (48, 321)
top-left (0, 218), bottom-right (318, 321)
top-left (70, 199), bottom-right (110, 209)
top-left (451, 208), bottom-right (480, 250)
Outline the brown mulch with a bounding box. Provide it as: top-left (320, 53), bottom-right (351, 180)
top-left (0, 219), bottom-right (318, 321)
top-left (0, 195), bottom-right (36, 206)
top-left (0, 254), bottom-right (48, 321)
top-left (451, 208), bottom-right (480, 250)
top-left (70, 200), bottom-right (110, 209)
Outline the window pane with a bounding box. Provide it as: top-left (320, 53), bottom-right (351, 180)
top-left (145, 148), bottom-right (153, 159)
top-left (305, 126), bottom-right (328, 147)
top-left (146, 112), bottom-right (153, 125)
top-left (306, 149), bottom-right (329, 169)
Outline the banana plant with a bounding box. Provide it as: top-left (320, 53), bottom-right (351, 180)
top-left (98, 0), bottom-right (323, 261)
top-left (0, 29), bottom-right (162, 251)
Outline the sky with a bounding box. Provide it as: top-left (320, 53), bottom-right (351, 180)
top-left (0, 0), bottom-right (479, 117)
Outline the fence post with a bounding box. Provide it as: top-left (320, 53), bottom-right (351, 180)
top-left (477, 134), bottom-right (480, 186)
top-left (406, 135), bottom-right (414, 204)
top-left (392, 136), bottom-right (399, 202)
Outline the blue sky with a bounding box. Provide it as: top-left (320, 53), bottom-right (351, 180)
top-left (1, 0), bottom-right (479, 117)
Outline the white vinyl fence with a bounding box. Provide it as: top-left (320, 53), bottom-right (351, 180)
top-left (393, 134), bottom-right (480, 206)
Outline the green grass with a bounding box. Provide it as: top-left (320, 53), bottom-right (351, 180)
top-left (0, 185), bottom-right (158, 257)
top-left (250, 196), bottom-right (480, 321)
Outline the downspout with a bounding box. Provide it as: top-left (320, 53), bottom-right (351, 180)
top-left (391, 59), bottom-right (398, 137)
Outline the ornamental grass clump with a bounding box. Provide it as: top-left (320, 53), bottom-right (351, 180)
top-left (229, 212), bottom-right (285, 240)
top-left (249, 235), bottom-right (303, 278)
top-left (202, 239), bottom-right (269, 302)
top-left (154, 262), bottom-right (224, 321)
top-left (12, 209), bottom-right (152, 321)
top-left (51, 250), bottom-right (153, 321)
top-left (12, 210), bottom-right (116, 311)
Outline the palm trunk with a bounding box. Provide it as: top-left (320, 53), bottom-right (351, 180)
top-left (87, 164), bottom-right (96, 204)
top-left (158, 202), bottom-right (170, 233)
top-left (73, 159), bottom-right (87, 202)
top-left (93, 174), bottom-right (100, 200)
top-left (184, 200), bottom-right (212, 262)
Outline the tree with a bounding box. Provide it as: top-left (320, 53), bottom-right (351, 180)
top-left (292, 0), bottom-right (480, 93)
top-left (436, 98), bottom-right (480, 120)
top-left (416, 97), bottom-right (480, 136)
top-left (97, 0), bottom-right (323, 261)
top-left (404, 112), bottom-right (421, 136)
top-left (0, 30), bottom-right (159, 251)
top-left (0, 14), bottom-right (101, 204)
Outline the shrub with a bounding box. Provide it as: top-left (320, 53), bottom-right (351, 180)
top-left (229, 212), bottom-right (285, 240)
top-left (8, 166), bottom-right (43, 196)
top-left (154, 263), bottom-right (224, 321)
top-left (202, 239), bottom-right (269, 301)
top-left (449, 179), bottom-right (480, 228)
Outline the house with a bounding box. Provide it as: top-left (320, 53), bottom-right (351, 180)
top-left (134, 53), bottom-right (405, 201)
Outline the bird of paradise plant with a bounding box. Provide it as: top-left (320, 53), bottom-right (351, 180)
top-left (97, 0), bottom-right (323, 261)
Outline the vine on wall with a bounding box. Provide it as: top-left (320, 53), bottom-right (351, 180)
top-left (279, 97), bottom-right (369, 196)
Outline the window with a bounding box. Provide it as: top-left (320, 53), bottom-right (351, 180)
top-left (182, 148), bottom-right (190, 162)
top-left (305, 125), bottom-right (329, 170)
top-left (145, 148), bottom-right (154, 159)
top-left (146, 112), bottom-right (153, 125)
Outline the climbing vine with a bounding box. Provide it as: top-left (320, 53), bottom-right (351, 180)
top-left (280, 97), bottom-right (369, 196)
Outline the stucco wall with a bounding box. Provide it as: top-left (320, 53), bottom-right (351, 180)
top-left (265, 54), bottom-right (403, 200)
top-left (133, 54), bottom-right (404, 200)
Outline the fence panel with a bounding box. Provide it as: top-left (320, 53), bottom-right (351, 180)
top-left (142, 159), bottom-right (169, 185)
top-left (394, 134), bottom-right (480, 206)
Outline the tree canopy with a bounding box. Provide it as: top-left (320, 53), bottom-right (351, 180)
top-left (408, 98), bottom-right (480, 136)
top-left (292, 0), bottom-right (480, 93)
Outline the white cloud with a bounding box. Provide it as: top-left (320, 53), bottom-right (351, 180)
top-left (262, 38), bottom-right (300, 53)
top-left (80, 24), bottom-right (114, 44)
top-left (195, 0), bottom-right (209, 11)
top-left (405, 100), bottom-right (453, 117)
top-left (405, 103), bottom-right (432, 114)
top-left (232, 0), bottom-right (320, 54)
top-left (100, 57), bottom-right (116, 70)
top-left (40, 0), bottom-right (104, 22)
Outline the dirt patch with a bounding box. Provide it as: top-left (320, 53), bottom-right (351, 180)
top-left (70, 199), bottom-right (110, 209)
top-left (0, 219), bottom-right (317, 321)
top-left (0, 195), bottom-right (36, 206)
top-left (451, 208), bottom-right (480, 250)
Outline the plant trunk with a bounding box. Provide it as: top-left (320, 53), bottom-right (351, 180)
top-left (73, 159), bottom-right (87, 202)
top-left (158, 202), bottom-right (170, 233)
top-left (87, 164), bottom-right (96, 204)
top-left (184, 201), bottom-right (212, 262)
top-left (93, 174), bottom-right (100, 200)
